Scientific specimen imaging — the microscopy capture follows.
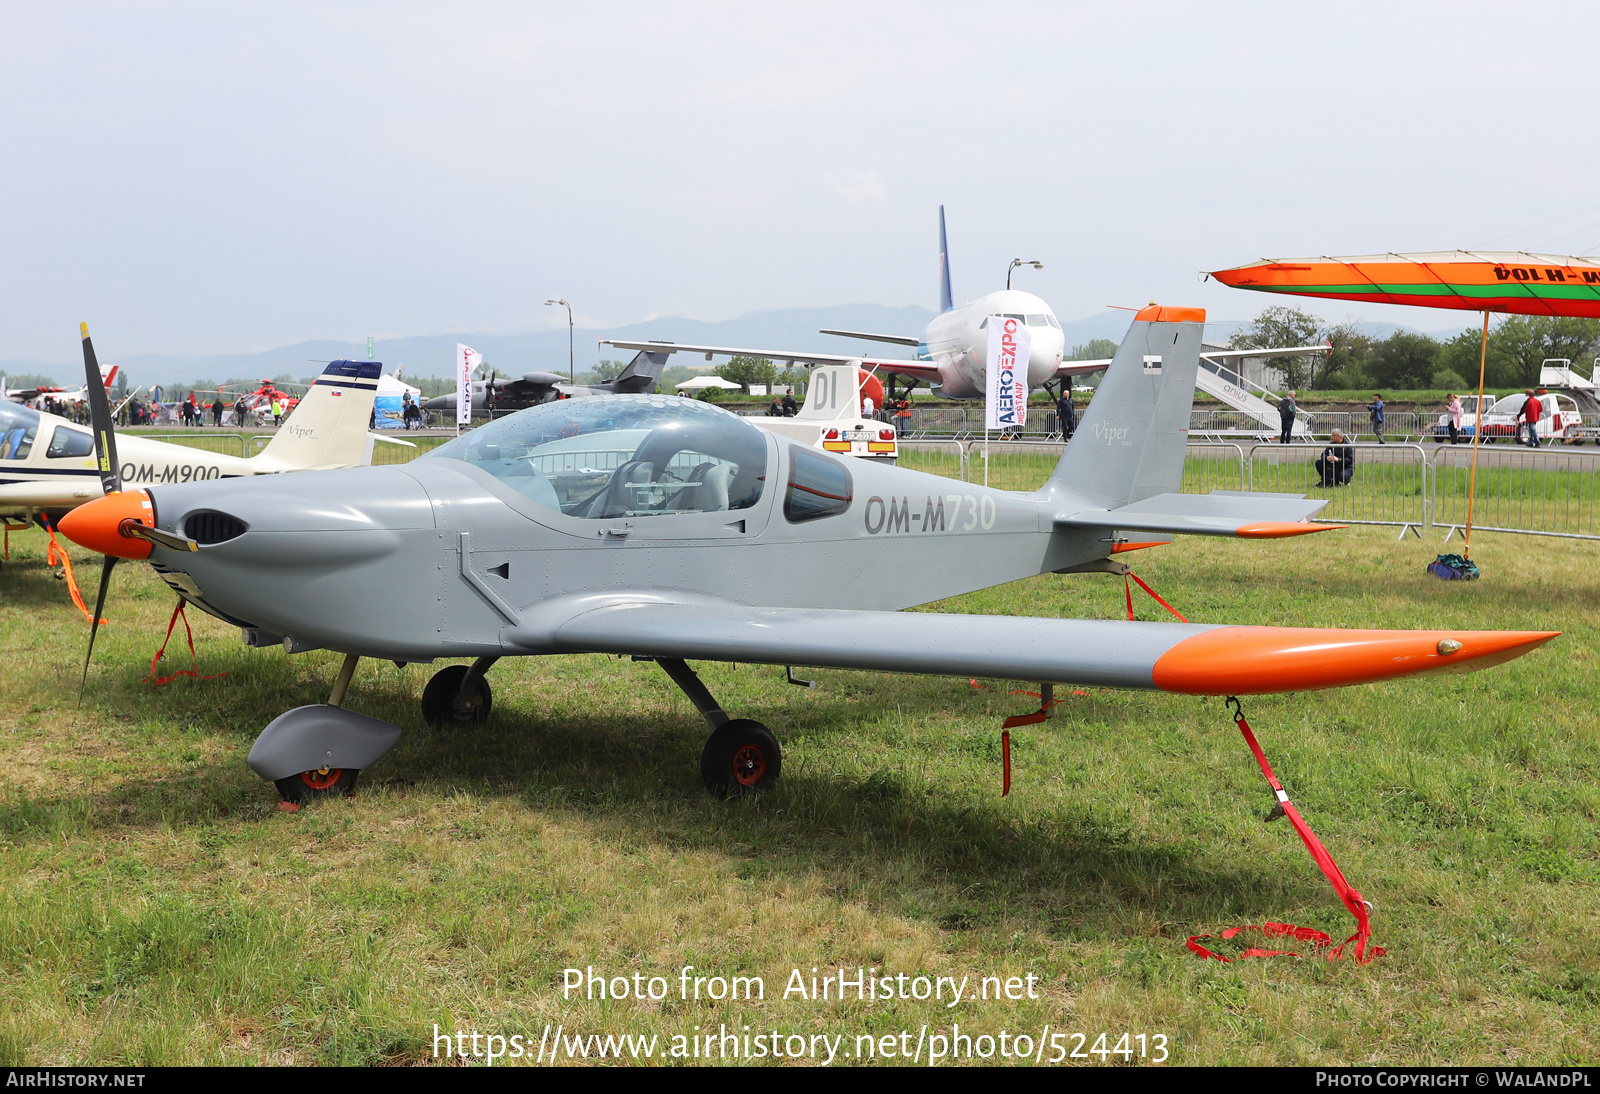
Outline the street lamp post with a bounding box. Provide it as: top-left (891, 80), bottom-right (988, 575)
top-left (545, 298), bottom-right (574, 384)
top-left (1006, 259), bottom-right (1043, 291)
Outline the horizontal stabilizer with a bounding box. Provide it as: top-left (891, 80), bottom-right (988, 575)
top-left (1056, 490), bottom-right (1336, 538)
top-left (508, 594), bottom-right (1557, 696)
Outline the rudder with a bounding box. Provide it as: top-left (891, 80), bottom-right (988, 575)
top-left (253, 360), bottom-right (382, 471)
top-left (1041, 306), bottom-right (1205, 508)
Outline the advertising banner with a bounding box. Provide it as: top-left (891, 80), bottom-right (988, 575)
top-left (455, 344), bottom-right (482, 428)
top-left (984, 317), bottom-right (1030, 430)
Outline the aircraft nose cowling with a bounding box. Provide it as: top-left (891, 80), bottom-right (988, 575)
top-left (57, 489), bottom-right (157, 559)
top-left (149, 466), bottom-right (437, 541)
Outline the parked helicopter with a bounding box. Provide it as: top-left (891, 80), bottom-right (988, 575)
top-left (59, 306), bottom-right (1556, 807)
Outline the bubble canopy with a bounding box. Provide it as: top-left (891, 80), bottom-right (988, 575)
top-left (423, 395), bottom-right (769, 520)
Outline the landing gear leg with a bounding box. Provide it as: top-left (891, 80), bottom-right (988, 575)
top-left (658, 658), bottom-right (781, 798)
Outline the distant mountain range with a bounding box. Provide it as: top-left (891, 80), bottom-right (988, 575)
top-left (0, 304), bottom-right (1469, 388)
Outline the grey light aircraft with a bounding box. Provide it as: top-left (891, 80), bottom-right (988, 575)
top-left (423, 348), bottom-right (670, 419)
top-left (60, 306), bottom-right (1557, 804)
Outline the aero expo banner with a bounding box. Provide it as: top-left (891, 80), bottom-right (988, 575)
top-left (985, 317), bottom-right (1030, 431)
top-left (456, 343), bottom-right (482, 427)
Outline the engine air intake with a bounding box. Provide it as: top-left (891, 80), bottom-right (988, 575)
top-left (184, 510), bottom-right (248, 545)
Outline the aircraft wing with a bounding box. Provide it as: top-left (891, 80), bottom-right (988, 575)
top-left (600, 338), bottom-right (933, 378)
top-left (0, 477), bottom-right (100, 509)
top-left (1051, 344), bottom-right (1328, 383)
top-left (1055, 491), bottom-right (1337, 538)
top-left (525, 595), bottom-right (1555, 696)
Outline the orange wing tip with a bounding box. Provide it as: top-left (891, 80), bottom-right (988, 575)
top-left (1134, 304), bottom-right (1206, 324)
top-left (56, 489), bottom-right (155, 560)
top-left (1235, 521), bottom-right (1345, 538)
top-left (1111, 541), bottom-right (1169, 554)
top-left (1152, 627), bottom-right (1560, 696)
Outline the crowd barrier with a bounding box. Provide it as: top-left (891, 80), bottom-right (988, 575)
top-left (140, 433), bottom-right (249, 458)
top-left (895, 437), bottom-right (1600, 542)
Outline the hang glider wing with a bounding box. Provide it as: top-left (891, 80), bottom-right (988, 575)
top-left (600, 339), bottom-right (940, 381)
top-left (1056, 491), bottom-right (1339, 538)
top-left (521, 594), bottom-right (1556, 696)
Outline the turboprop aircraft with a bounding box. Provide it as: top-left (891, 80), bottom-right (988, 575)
top-left (0, 326), bottom-right (388, 524)
top-left (604, 208), bottom-right (1331, 400)
top-left (59, 305), bottom-right (1556, 807)
top-left (424, 348), bottom-right (670, 419)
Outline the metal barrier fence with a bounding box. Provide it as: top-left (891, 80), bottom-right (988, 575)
top-left (1249, 442), bottom-right (1430, 533)
top-left (140, 433), bottom-right (248, 458)
top-left (1431, 443), bottom-right (1600, 541)
top-left (1188, 409), bottom-right (1429, 442)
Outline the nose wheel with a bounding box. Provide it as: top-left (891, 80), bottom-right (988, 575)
top-left (275, 767), bottom-right (359, 802)
top-left (700, 719), bottom-right (782, 798)
top-left (421, 663), bottom-right (494, 726)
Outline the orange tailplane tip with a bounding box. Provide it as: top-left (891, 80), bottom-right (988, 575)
top-left (1111, 541), bottom-right (1168, 554)
top-left (1152, 627), bottom-right (1560, 696)
top-left (1236, 522), bottom-right (1344, 538)
top-left (1135, 304), bottom-right (1206, 324)
top-left (56, 490), bottom-right (155, 560)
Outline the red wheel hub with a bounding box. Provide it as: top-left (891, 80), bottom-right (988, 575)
top-left (299, 768), bottom-right (344, 791)
top-left (731, 744), bottom-right (767, 787)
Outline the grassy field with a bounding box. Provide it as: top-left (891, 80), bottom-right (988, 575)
top-left (0, 522), bottom-right (1596, 1067)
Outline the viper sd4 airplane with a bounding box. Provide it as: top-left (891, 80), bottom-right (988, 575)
top-left (0, 327), bottom-right (387, 524)
top-left (60, 305), bottom-right (1555, 806)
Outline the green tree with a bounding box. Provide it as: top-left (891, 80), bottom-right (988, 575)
top-left (1318, 321), bottom-right (1371, 390)
top-left (588, 358), bottom-right (627, 384)
top-left (1485, 316), bottom-right (1600, 388)
top-left (1068, 338), bottom-right (1118, 361)
top-left (716, 355), bottom-right (777, 394)
top-left (1229, 306), bottom-right (1325, 389)
top-left (1367, 331), bottom-right (1440, 390)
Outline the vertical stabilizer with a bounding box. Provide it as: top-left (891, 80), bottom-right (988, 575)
top-left (1040, 306), bottom-right (1205, 508)
top-left (252, 360), bottom-right (382, 471)
top-left (938, 205), bottom-right (954, 314)
top-left (609, 349), bottom-right (670, 394)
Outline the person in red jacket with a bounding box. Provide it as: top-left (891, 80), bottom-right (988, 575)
top-left (1520, 389), bottom-right (1543, 448)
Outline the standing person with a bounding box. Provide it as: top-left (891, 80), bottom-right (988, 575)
top-left (1055, 386), bottom-right (1077, 440)
top-left (1445, 393), bottom-right (1463, 444)
top-left (1278, 389), bottom-right (1298, 445)
top-left (1520, 388), bottom-right (1543, 447)
top-left (781, 388), bottom-right (797, 416)
top-left (1366, 393), bottom-right (1386, 444)
top-left (211, 396), bottom-right (224, 427)
top-left (892, 397), bottom-right (912, 437)
top-left (861, 391), bottom-right (876, 420)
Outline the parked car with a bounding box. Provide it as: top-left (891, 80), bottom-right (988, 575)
top-left (1477, 392), bottom-right (1586, 443)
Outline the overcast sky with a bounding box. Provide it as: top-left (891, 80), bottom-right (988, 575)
top-left (4, 1), bottom-right (1599, 361)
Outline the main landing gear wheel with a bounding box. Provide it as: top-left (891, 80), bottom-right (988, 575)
top-left (700, 719), bottom-right (781, 798)
top-left (421, 665), bottom-right (492, 727)
top-left (275, 767), bottom-right (360, 803)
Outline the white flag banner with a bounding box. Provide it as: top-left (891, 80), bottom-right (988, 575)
top-left (455, 343), bottom-right (482, 427)
top-left (984, 317), bottom-right (1030, 430)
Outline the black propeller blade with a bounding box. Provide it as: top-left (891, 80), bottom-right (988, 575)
top-left (78, 322), bottom-right (124, 701)
top-left (81, 322), bottom-right (121, 496)
top-left (79, 555), bottom-right (116, 702)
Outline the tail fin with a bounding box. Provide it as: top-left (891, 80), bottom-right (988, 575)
top-left (609, 349), bottom-right (670, 394)
top-left (252, 360), bottom-right (382, 472)
top-left (938, 205), bottom-right (954, 313)
top-left (1040, 306), bottom-right (1205, 508)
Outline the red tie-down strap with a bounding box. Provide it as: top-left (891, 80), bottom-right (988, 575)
top-left (1187, 697), bottom-right (1386, 964)
top-left (1125, 571), bottom-right (1187, 622)
top-left (41, 515), bottom-right (106, 626)
top-left (148, 599), bottom-right (228, 686)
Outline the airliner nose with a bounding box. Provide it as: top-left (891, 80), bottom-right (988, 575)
top-left (1028, 326), bottom-right (1065, 388)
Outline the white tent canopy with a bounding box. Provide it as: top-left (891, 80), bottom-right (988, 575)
top-left (674, 375), bottom-right (741, 391)
top-left (377, 373), bottom-right (421, 399)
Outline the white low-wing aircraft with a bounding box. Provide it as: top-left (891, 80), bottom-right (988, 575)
top-left (0, 326), bottom-right (397, 523)
top-left (604, 208), bottom-right (1330, 400)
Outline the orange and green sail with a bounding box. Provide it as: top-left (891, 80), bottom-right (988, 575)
top-left (1209, 252), bottom-right (1600, 318)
